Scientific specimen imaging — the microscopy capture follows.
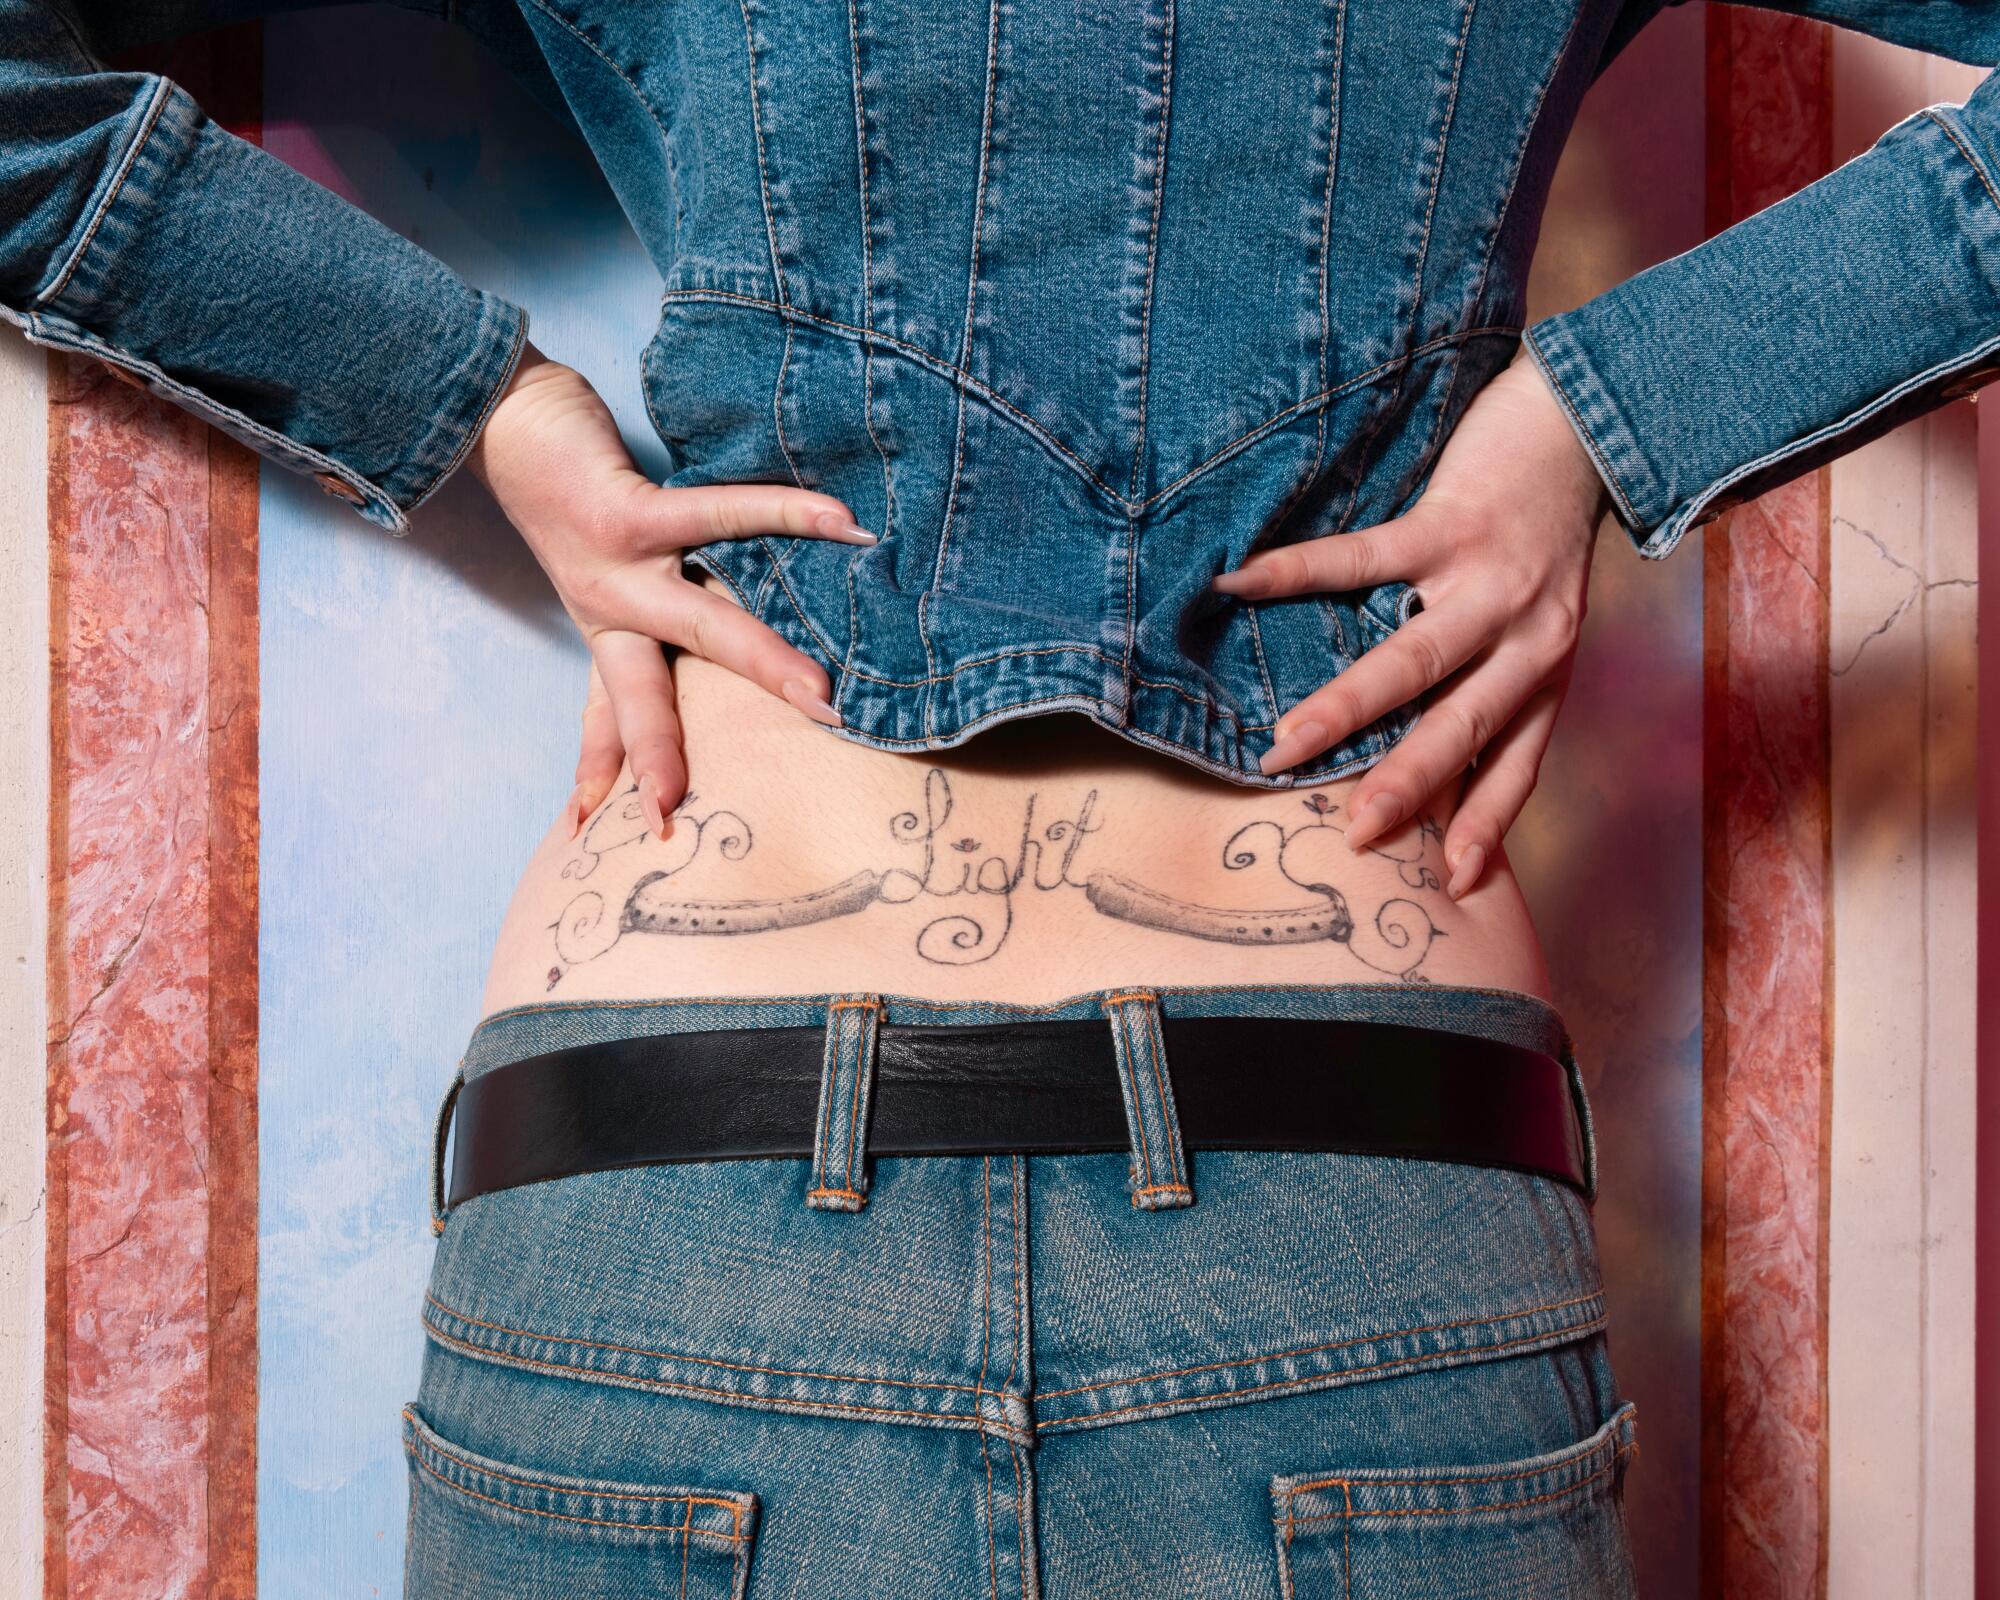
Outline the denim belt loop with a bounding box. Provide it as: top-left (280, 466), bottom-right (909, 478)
top-left (1559, 1031), bottom-right (1600, 1206)
top-left (806, 995), bottom-right (885, 1212)
top-left (429, 1063), bottom-right (467, 1235)
top-left (1099, 990), bottom-right (1195, 1211)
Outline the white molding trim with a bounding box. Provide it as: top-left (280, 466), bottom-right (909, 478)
top-left (0, 334), bottom-right (49, 1592)
top-left (1825, 38), bottom-right (1984, 1600)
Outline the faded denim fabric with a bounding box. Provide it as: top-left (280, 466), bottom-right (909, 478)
top-left (5, 2), bottom-right (1997, 783)
top-left (411, 982), bottom-right (1638, 1597)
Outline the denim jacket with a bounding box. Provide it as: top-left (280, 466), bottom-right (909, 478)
top-left (6, 1), bottom-right (1997, 785)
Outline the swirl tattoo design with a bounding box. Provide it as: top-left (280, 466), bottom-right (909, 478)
top-left (546, 772), bottom-right (1444, 984)
top-left (1082, 790), bottom-right (1441, 977)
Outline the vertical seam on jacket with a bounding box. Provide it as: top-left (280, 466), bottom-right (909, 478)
top-left (845, 0), bottom-right (895, 707)
top-left (1409, 0), bottom-right (1477, 325)
top-left (1246, 0), bottom-right (1347, 732)
top-left (1322, 0), bottom-right (1476, 621)
top-left (1116, 0), bottom-right (1176, 722)
top-left (925, 0), bottom-right (1006, 738)
top-left (735, 0), bottom-right (789, 305)
top-left (1245, 611), bottom-right (1282, 736)
top-left (1412, 2), bottom-right (1587, 483)
top-left (1125, 0), bottom-right (1176, 501)
top-left (736, 0), bottom-right (806, 496)
top-left (1334, 0), bottom-right (1475, 541)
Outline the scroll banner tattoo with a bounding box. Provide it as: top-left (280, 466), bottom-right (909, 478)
top-left (548, 773), bottom-right (1443, 988)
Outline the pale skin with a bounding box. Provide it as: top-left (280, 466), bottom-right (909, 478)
top-left (468, 342), bottom-right (1608, 898)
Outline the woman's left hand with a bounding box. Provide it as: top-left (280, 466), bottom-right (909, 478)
top-left (1213, 349), bottom-right (1612, 900)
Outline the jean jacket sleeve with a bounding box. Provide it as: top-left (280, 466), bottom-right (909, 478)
top-left (0, 1), bottom-right (529, 531)
top-left (1524, 2), bottom-right (2000, 559)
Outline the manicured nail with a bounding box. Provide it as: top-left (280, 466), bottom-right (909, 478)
top-left (1259, 718), bottom-right (1327, 775)
top-left (782, 677), bottom-right (844, 727)
top-left (637, 774), bottom-right (671, 841)
top-left (815, 511), bottom-right (878, 544)
top-left (1212, 564), bottom-right (1273, 597)
top-left (1446, 843), bottom-right (1486, 901)
top-left (1344, 791), bottom-right (1403, 852)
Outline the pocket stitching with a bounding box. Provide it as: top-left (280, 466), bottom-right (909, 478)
top-left (1271, 1400), bottom-right (1638, 1598)
top-left (403, 1406), bottom-right (753, 1544)
top-left (1286, 1405), bottom-right (1636, 1499)
top-left (406, 1446), bottom-right (750, 1543)
top-left (1280, 1436), bottom-right (1638, 1533)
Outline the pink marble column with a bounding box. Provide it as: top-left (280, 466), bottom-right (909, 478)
top-left (43, 30), bottom-right (261, 1600)
top-left (1701, 12), bottom-right (1834, 1599)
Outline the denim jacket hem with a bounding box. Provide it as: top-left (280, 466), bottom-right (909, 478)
top-left (683, 541), bottom-right (1424, 791)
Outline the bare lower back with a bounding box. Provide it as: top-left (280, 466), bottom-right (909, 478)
top-left (480, 640), bottom-right (1551, 1017)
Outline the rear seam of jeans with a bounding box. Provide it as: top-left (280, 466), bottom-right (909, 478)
top-left (425, 1290), bottom-right (1004, 1397)
top-left (422, 1320), bottom-right (1034, 1441)
top-left (1036, 1284), bottom-right (1601, 1399)
top-left (1044, 1314), bottom-right (1606, 1431)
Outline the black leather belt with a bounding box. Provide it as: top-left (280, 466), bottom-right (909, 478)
top-left (444, 1015), bottom-right (1590, 1207)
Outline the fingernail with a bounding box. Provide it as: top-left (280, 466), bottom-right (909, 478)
top-left (1446, 843), bottom-right (1486, 901)
top-left (816, 511), bottom-right (878, 545)
top-left (782, 677), bottom-right (844, 727)
top-left (564, 784), bottom-right (587, 839)
top-left (637, 774), bottom-right (670, 841)
top-left (1344, 791), bottom-right (1403, 852)
top-left (1258, 718), bottom-right (1327, 775)
top-left (1212, 564), bottom-right (1273, 597)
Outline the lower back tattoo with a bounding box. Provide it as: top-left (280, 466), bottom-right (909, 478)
top-left (545, 769), bottom-right (1445, 989)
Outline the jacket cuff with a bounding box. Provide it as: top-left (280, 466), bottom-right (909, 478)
top-left (21, 81), bottom-right (527, 532)
top-left (1523, 87), bottom-right (2000, 561)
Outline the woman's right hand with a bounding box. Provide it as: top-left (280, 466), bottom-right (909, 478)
top-left (1215, 352), bottom-right (1607, 899)
top-left (466, 345), bottom-right (875, 840)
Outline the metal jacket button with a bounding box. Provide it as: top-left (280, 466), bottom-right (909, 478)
top-left (314, 472), bottom-right (367, 506)
top-left (1941, 365), bottom-right (2000, 402)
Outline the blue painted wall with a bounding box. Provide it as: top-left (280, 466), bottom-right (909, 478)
top-left (257, 12), bottom-right (662, 1595)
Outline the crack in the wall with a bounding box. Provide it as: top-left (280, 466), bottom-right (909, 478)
top-left (47, 892), bottom-right (158, 1049)
top-left (0, 1188), bottom-right (44, 1241)
top-left (1830, 515), bottom-right (1978, 678)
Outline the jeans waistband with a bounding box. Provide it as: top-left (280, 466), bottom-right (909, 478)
top-left (461, 980), bottom-right (1572, 1079)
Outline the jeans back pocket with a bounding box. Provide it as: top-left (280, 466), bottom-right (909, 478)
top-left (1271, 1399), bottom-right (1638, 1600)
top-left (402, 1405), bottom-right (759, 1599)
